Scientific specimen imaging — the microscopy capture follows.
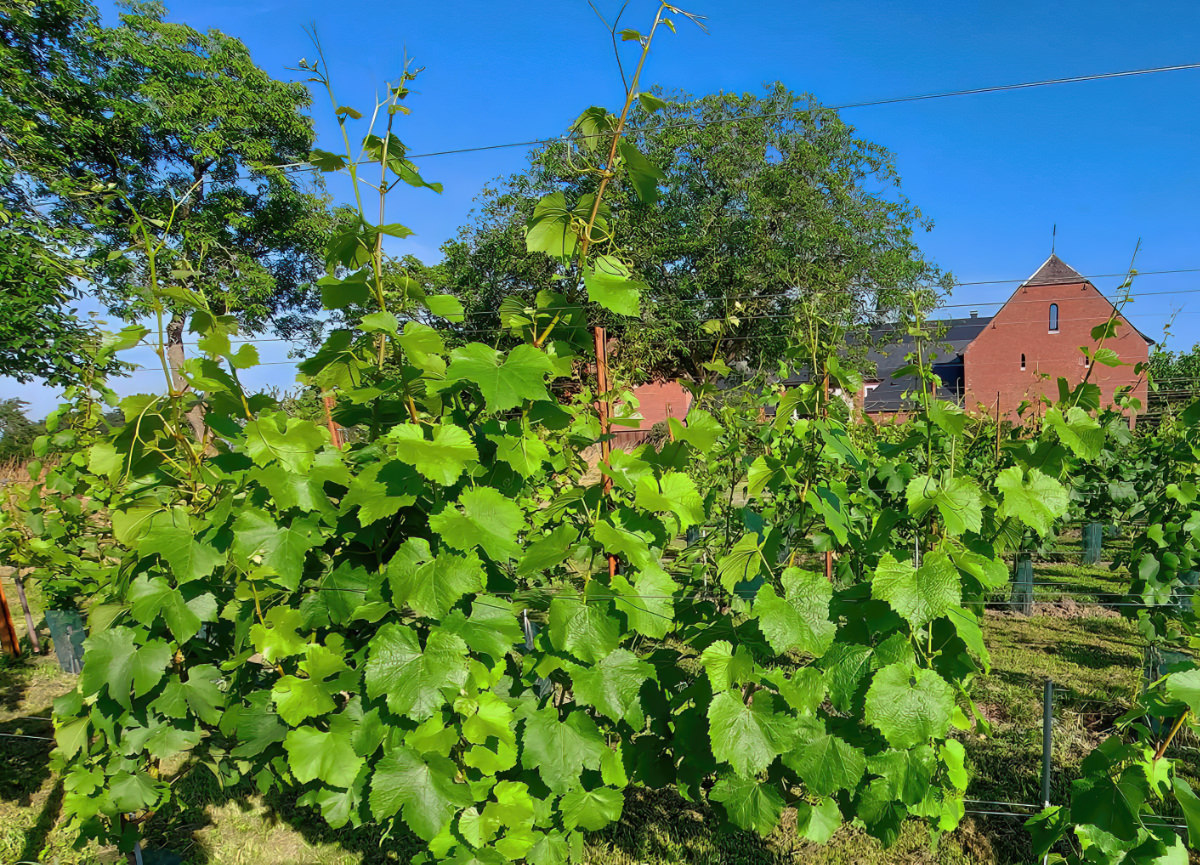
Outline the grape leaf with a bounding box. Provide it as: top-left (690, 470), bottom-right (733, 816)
top-left (431, 487), bottom-right (523, 561)
top-left (871, 550), bottom-right (961, 630)
top-left (444, 343), bottom-right (555, 411)
top-left (243, 412), bottom-right (326, 473)
top-left (369, 747), bottom-right (471, 840)
top-left (365, 623), bottom-right (468, 721)
top-left (754, 567), bottom-right (835, 658)
top-left (996, 466), bottom-right (1068, 536)
top-left (797, 798), bottom-right (842, 844)
top-left (710, 773), bottom-right (784, 835)
top-left (284, 726), bottom-right (363, 788)
top-left (548, 595), bottom-right (621, 664)
top-left (559, 787), bottom-right (624, 831)
top-left (570, 649), bottom-right (654, 728)
top-left (708, 691), bottom-right (795, 776)
top-left (864, 663), bottom-right (955, 749)
top-left (79, 629), bottom-right (171, 711)
top-left (783, 727), bottom-right (866, 797)
top-left (520, 707), bottom-right (605, 793)
top-left (388, 423), bottom-right (477, 485)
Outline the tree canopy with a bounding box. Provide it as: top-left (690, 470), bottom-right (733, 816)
top-left (435, 84), bottom-right (948, 381)
top-left (0, 0), bottom-right (332, 385)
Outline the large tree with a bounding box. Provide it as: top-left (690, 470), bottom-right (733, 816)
top-left (0, 0), bottom-right (107, 383)
top-left (0, 0), bottom-right (331, 388)
top-left (437, 84), bottom-right (948, 380)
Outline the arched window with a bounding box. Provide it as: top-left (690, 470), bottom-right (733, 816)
top-left (1049, 303), bottom-right (1059, 332)
top-left (1020, 353), bottom-right (1026, 370)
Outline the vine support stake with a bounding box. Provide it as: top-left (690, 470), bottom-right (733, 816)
top-left (12, 572), bottom-right (40, 654)
top-left (0, 575), bottom-right (20, 657)
top-left (323, 393), bottom-right (343, 448)
top-left (1041, 678), bottom-right (1054, 809)
top-left (593, 325), bottom-right (618, 579)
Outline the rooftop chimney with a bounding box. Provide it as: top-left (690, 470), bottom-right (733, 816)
top-left (969, 310), bottom-right (978, 318)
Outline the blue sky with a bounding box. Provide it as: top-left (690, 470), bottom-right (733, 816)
top-left (10, 0), bottom-right (1200, 414)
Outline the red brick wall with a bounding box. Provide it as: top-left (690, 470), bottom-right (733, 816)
top-left (611, 380), bottom-right (693, 450)
top-left (963, 281), bottom-right (1150, 420)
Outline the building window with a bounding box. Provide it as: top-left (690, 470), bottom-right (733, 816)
top-left (1049, 303), bottom-right (1059, 332)
top-left (1020, 353), bottom-right (1026, 370)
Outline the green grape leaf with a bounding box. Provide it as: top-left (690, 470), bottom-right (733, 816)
top-left (1045, 406), bottom-right (1104, 459)
top-left (1173, 777), bottom-right (1200, 848)
top-left (272, 674), bottom-right (336, 726)
top-left (822, 643), bottom-right (874, 712)
top-left (708, 691), bottom-right (795, 776)
top-left (365, 623), bottom-right (469, 721)
top-left (796, 797), bottom-right (842, 844)
top-left (425, 294), bottom-right (465, 323)
top-left (871, 549), bottom-right (961, 630)
top-left (1165, 668), bottom-right (1200, 715)
top-left (440, 597), bottom-right (522, 661)
top-left (387, 538), bottom-right (485, 619)
top-left (109, 771), bottom-right (163, 813)
top-left (1070, 768), bottom-right (1148, 842)
top-left (611, 564), bottom-right (677, 639)
top-left (710, 773), bottom-right (784, 836)
top-left (127, 575), bottom-right (212, 642)
top-left (340, 460), bottom-right (421, 527)
top-left (284, 726), bottom-right (364, 788)
top-left (905, 475), bottom-right (983, 536)
top-left (699, 640), bottom-right (754, 691)
top-left (387, 423), bottom-right (477, 485)
top-left (139, 526), bottom-right (225, 583)
top-left (231, 509), bottom-right (320, 588)
top-left (444, 343), bottom-right (555, 411)
top-left (996, 466), bottom-right (1068, 536)
top-left (520, 707), bottom-right (606, 794)
top-left (783, 728), bottom-right (866, 797)
top-left (525, 191), bottom-right (577, 261)
top-left (559, 787), bottom-right (624, 831)
top-left (717, 533), bottom-right (765, 594)
top-left (754, 567), bottom-right (835, 658)
top-left (584, 255), bottom-right (642, 316)
top-left (79, 629), bottom-right (171, 711)
top-left (634, 471), bottom-right (703, 529)
top-left (548, 595), bottom-right (621, 664)
top-left (369, 748), bottom-right (471, 840)
top-left (243, 412), bottom-right (327, 473)
top-left (616, 140), bottom-right (664, 203)
top-left (667, 408), bottom-right (722, 453)
top-left (864, 663), bottom-right (955, 749)
top-left (940, 740), bottom-right (969, 790)
top-left (570, 649), bottom-right (654, 728)
top-left (431, 486), bottom-right (523, 561)
top-left (250, 606), bottom-right (309, 663)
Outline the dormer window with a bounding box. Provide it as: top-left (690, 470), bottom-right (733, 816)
top-left (1020, 353), bottom-right (1026, 370)
top-left (1049, 303), bottom-right (1059, 332)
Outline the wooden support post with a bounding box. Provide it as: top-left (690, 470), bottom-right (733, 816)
top-left (13, 572), bottom-right (40, 654)
top-left (593, 326), bottom-right (618, 579)
top-left (323, 393), bottom-right (343, 448)
top-left (0, 575), bottom-right (21, 657)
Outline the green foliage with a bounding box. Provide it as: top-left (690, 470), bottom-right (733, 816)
top-left (4, 8), bottom-right (1196, 865)
top-left (433, 82), bottom-right (949, 383)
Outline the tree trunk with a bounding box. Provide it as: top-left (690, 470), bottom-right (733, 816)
top-left (166, 313), bottom-right (208, 443)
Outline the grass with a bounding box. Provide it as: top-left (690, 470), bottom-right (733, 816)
top-left (2, 547), bottom-right (1197, 865)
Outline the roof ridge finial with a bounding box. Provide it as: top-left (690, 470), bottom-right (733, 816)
top-left (1051, 223), bottom-right (1056, 255)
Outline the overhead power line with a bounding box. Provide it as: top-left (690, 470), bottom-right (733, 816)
top-left (234, 59), bottom-right (1200, 179)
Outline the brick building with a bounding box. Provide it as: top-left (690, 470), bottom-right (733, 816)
top-left (863, 254), bottom-right (1152, 421)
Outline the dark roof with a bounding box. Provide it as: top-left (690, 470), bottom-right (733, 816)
top-left (861, 315), bottom-right (992, 412)
top-left (865, 315), bottom-right (992, 380)
top-left (1023, 254), bottom-right (1086, 286)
